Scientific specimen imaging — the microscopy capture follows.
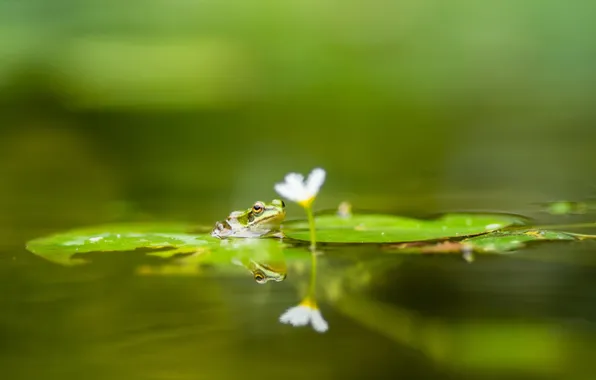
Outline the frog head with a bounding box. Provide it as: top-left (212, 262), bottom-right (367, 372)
top-left (211, 199), bottom-right (286, 239)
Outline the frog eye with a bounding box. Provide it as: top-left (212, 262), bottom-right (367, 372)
top-left (254, 271), bottom-right (266, 284)
top-left (252, 202), bottom-right (264, 214)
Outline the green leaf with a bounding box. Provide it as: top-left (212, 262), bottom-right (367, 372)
top-left (283, 213), bottom-right (525, 243)
top-left (26, 222), bottom-right (212, 266)
top-left (383, 228), bottom-right (591, 255)
top-left (25, 223), bottom-right (305, 284)
top-left (463, 229), bottom-right (581, 253)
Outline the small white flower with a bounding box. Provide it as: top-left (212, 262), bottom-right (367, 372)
top-left (279, 298), bottom-right (329, 333)
top-left (274, 168), bottom-right (326, 207)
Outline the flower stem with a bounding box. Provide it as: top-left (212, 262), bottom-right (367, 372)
top-left (308, 247), bottom-right (318, 297)
top-left (304, 205), bottom-right (317, 250)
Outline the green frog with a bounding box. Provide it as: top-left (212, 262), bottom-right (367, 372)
top-left (211, 199), bottom-right (286, 239)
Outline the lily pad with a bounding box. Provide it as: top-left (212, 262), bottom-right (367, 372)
top-left (283, 213), bottom-right (525, 243)
top-left (462, 229), bottom-right (581, 253)
top-left (25, 222), bottom-right (308, 284)
top-left (384, 228), bottom-right (594, 255)
top-left (26, 222), bottom-right (210, 265)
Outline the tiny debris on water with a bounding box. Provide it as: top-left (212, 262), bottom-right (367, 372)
top-left (462, 247), bottom-right (475, 263)
top-left (542, 200), bottom-right (589, 215)
top-left (337, 201), bottom-right (352, 219)
top-left (354, 224), bottom-right (367, 231)
top-left (524, 230), bottom-right (544, 239)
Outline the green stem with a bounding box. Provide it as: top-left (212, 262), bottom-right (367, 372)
top-left (308, 249), bottom-right (318, 297)
top-left (304, 205), bottom-right (317, 250)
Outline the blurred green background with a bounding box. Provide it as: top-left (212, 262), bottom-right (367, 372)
top-left (1, 1), bottom-right (596, 379)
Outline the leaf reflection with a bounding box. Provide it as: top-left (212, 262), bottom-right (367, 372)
top-left (137, 238), bottom-right (289, 284)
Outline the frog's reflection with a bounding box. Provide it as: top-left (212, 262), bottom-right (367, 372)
top-left (136, 238), bottom-right (288, 284)
top-left (224, 238), bottom-right (287, 283)
top-left (231, 256), bottom-right (287, 284)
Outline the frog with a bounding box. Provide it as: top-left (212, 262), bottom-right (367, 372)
top-left (211, 199), bottom-right (286, 239)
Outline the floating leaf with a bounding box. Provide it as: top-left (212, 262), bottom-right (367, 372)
top-left (26, 222), bottom-right (211, 266)
top-left (25, 223), bottom-right (306, 284)
top-left (383, 228), bottom-right (596, 256)
top-left (283, 213), bottom-right (525, 243)
top-left (462, 229), bottom-right (582, 253)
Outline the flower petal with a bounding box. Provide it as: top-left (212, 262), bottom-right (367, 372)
top-left (285, 173), bottom-right (305, 189)
top-left (274, 183), bottom-right (300, 202)
top-left (285, 172), bottom-right (304, 181)
top-left (310, 309), bottom-right (329, 333)
top-left (305, 168), bottom-right (326, 198)
top-left (288, 174), bottom-right (310, 198)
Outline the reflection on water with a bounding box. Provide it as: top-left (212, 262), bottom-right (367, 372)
top-left (135, 237), bottom-right (288, 281)
top-left (131, 237), bottom-right (327, 332)
top-left (279, 250), bottom-right (329, 333)
top-left (230, 253), bottom-right (287, 284)
top-left (5, 226), bottom-right (596, 379)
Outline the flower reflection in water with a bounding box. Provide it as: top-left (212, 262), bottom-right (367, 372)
top-left (279, 297), bottom-right (328, 333)
top-left (279, 249), bottom-right (328, 333)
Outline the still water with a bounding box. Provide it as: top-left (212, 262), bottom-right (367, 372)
top-left (1, 112), bottom-right (596, 380)
top-left (2, 124), bottom-right (596, 380)
top-left (3, 0), bottom-right (596, 376)
top-left (2, 197), bottom-right (596, 380)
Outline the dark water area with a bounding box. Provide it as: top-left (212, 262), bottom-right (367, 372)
top-left (2, 1), bottom-right (596, 378)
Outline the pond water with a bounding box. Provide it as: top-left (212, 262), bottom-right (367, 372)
top-left (3, 1), bottom-right (596, 376)
top-left (1, 123), bottom-right (596, 380)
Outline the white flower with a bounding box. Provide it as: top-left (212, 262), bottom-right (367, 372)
top-left (279, 298), bottom-right (329, 333)
top-left (274, 168), bottom-right (326, 207)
